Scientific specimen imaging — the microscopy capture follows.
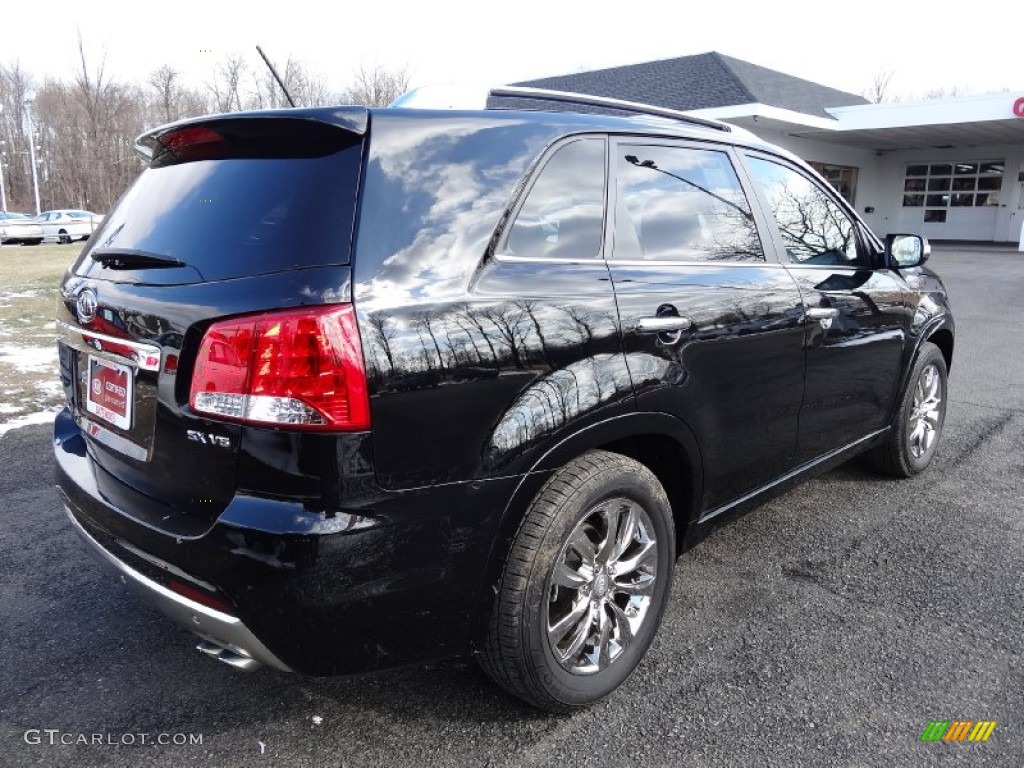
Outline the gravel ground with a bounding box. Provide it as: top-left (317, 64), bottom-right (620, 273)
top-left (0, 247), bottom-right (1021, 767)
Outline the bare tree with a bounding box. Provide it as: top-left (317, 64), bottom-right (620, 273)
top-left (412, 310), bottom-right (447, 371)
top-left (0, 62), bottom-right (35, 211)
top-left (365, 313), bottom-right (397, 375)
top-left (149, 65), bottom-right (181, 124)
top-left (450, 310), bottom-right (488, 364)
top-left (0, 40), bottom-right (414, 214)
top-left (558, 306), bottom-right (595, 350)
top-left (923, 85), bottom-right (971, 100)
top-left (515, 299), bottom-right (554, 365)
top-left (147, 65), bottom-right (208, 125)
top-left (480, 305), bottom-right (528, 369)
top-left (248, 56), bottom-right (345, 109)
top-left (456, 304), bottom-right (500, 364)
top-left (207, 54), bottom-right (247, 113)
top-left (862, 69), bottom-right (896, 104)
top-left (341, 64), bottom-right (411, 106)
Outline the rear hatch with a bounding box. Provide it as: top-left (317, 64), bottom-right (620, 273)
top-left (57, 109), bottom-right (368, 531)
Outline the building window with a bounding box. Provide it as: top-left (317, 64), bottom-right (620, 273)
top-left (809, 162), bottom-right (858, 204)
top-left (903, 161), bottom-right (1003, 211)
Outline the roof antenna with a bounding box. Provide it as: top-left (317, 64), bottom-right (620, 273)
top-left (256, 45), bottom-right (296, 107)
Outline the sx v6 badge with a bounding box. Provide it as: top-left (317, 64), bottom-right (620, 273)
top-left (186, 430), bottom-right (231, 449)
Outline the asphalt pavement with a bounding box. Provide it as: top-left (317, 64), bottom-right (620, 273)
top-left (1, 247), bottom-right (1021, 767)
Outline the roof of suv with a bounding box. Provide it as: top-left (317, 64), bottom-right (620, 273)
top-left (374, 105), bottom-right (799, 166)
top-left (136, 103), bottom-right (795, 167)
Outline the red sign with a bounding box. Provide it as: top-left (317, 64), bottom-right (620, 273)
top-left (86, 357), bottom-right (132, 430)
top-left (1014, 97), bottom-right (1024, 118)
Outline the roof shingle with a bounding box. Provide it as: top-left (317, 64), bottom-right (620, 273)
top-left (498, 52), bottom-right (868, 119)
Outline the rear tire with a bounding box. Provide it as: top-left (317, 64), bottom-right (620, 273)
top-left (58, 230), bottom-right (71, 244)
top-left (479, 450), bottom-right (675, 713)
top-left (865, 341), bottom-right (947, 477)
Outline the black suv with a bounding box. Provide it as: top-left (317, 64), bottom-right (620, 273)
top-left (54, 89), bottom-right (953, 713)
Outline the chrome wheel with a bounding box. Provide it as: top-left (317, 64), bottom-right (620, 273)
top-left (546, 497), bottom-right (658, 675)
top-left (907, 362), bottom-right (943, 459)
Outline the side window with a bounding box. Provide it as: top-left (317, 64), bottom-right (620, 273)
top-left (505, 138), bottom-right (605, 259)
top-left (746, 156), bottom-right (866, 267)
top-left (613, 144), bottom-right (763, 262)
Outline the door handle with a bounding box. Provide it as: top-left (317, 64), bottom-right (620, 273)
top-left (635, 316), bottom-right (693, 334)
top-left (805, 306), bottom-right (839, 330)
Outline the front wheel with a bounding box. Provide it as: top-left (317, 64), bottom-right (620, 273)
top-left (866, 341), bottom-right (947, 477)
top-left (479, 450), bottom-right (675, 712)
top-left (58, 230), bottom-right (71, 244)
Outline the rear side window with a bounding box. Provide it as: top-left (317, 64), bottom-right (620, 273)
top-left (613, 144), bottom-right (763, 262)
top-left (504, 138), bottom-right (606, 259)
top-left (77, 125), bottom-right (362, 283)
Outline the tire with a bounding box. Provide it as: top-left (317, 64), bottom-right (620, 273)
top-left (58, 230), bottom-right (71, 244)
top-left (865, 341), bottom-right (947, 477)
top-left (479, 450), bottom-right (675, 712)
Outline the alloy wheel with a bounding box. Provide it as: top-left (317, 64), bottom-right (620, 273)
top-left (545, 497), bottom-right (658, 675)
top-left (907, 362), bottom-right (943, 459)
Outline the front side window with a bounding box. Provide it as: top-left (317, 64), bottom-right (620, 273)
top-left (613, 144), bottom-right (763, 262)
top-left (746, 156), bottom-right (865, 267)
top-left (504, 138), bottom-right (606, 259)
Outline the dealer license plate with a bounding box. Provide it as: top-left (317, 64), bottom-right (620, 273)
top-left (85, 355), bottom-right (133, 430)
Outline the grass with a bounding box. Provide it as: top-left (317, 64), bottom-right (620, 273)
top-left (0, 243), bottom-right (83, 427)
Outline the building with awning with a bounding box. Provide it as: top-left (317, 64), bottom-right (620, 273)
top-left (512, 53), bottom-right (1024, 244)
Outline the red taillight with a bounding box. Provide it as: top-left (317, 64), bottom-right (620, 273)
top-left (157, 126), bottom-right (228, 162)
top-left (189, 305), bottom-right (370, 431)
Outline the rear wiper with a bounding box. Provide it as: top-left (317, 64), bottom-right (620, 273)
top-left (90, 249), bottom-right (186, 269)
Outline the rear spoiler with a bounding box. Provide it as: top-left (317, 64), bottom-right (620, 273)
top-left (135, 108), bottom-right (369, 165)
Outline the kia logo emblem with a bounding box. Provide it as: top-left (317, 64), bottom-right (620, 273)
top-left (75, 288), bottom-right (98, 324)
top-left (1015, 97), bottom-right (1024, 119)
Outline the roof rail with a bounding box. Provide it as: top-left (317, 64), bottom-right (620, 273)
top-left (488, 86), bottom-right (732, 133)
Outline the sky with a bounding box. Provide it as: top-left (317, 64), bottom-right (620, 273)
top-left (3, 0), bottom-right (1020, 102)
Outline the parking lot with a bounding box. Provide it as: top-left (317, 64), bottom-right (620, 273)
top-left (0, 247), bottom-right (1021, 767)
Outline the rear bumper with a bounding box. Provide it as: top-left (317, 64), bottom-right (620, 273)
top-left (63, 501), bottom-right (291, 672)
top-left (54, 407), bottom-right (515, 675)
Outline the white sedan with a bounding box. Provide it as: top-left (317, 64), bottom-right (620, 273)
top-left (0, 212), bottom-right (44, 245)
top-left (36, 210), bottom-right (104, 243)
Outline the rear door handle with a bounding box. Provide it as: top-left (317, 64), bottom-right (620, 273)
top-left (805, 307), bottom-right (840, 321)
top-left (635, 316), bottom-right (693, 334)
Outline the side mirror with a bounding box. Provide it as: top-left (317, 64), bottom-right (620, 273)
top-left (885, 234), bottom-right (930, 268)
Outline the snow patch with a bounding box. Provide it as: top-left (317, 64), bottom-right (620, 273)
top-left (0, 409), bottom-right (56, 437)
top-left (35, 380), bottom-right (63, 397)
top-left (0, 344), bottom-right (57, 373)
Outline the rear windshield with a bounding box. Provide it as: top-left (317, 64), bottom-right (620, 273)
top-left (76, 140), bottom-right (362, 283)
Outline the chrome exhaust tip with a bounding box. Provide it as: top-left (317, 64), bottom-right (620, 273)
top-left (196, 640), bottom-right (264, 671)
